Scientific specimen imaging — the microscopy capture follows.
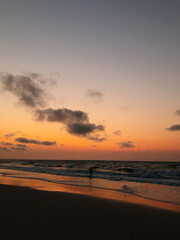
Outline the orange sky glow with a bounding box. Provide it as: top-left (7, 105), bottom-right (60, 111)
top-left (0, 1), bottom-right (180, 161)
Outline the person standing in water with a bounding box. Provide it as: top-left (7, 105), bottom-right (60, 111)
top-left (89, 167), bottom-right (93, 177)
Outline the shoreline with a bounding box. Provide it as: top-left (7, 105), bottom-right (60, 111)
top-left (0, 172), bottom-right (180, 213)
top-left (0, 183), bottom-right (180, 240)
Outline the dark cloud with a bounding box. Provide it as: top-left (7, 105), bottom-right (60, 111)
top-left (35, 108), bottom-right (88, 124)
top-left (11, 147), bottom-right (27, 151)
top-left (91, 145), bottom-right (97, 147)
top-left (0, 142), bottom-right (27, 148)
top-left (35, 108), bottom-right (105, 141)
top-left (16, 144), bottom-right (27, 147)
top-left (0, 73), bottom-right (47, 108)
top-left (166, 124), bottom-right (180, 131)
top-left (41, 141), bottom-right (56, 146)
top-left (16, 138), bottom-right (39, 144)
top-left (175, 109), bottom-right (180, 116)
top-left (16, 137), bottom-right (56, 146)
top-left (0, 141), bottom-right (14, 146)
top-left (86, 89), bottom-right (103, 103)
top-left (116, 141), bottom-right (135, 148)
top-left (113, 130), bottom-right (121, 136)
top-left (67, 123), bottom-right (96, 135)
top-left (1, 73), bottom-right (105, 142)
top-left (67, 123), bottom-right (104, 136)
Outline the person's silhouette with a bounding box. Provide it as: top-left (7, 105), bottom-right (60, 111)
top-left (89, 167), bottom-right (93, 177)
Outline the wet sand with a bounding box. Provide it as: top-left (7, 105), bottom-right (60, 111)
top-left (0, 184), bottom-right (180, 240)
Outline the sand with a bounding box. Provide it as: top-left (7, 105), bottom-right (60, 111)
top-left (0, 184), bottom-right (180, 240)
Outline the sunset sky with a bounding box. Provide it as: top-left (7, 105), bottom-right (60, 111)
top-left (0, 0), bottom-right (180, 161)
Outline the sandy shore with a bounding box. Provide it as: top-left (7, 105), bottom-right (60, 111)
top-left (0, 184), bottom-right (180, 240)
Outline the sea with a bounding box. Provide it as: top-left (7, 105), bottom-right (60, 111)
top-left (0, 159), bottom-right (180, 208)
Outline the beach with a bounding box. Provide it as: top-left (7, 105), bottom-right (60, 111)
top-left (0, 184), bottom-right (180, 240)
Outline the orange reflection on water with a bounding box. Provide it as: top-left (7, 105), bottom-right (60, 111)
top-left (0, 173), bottom-right (180, 213)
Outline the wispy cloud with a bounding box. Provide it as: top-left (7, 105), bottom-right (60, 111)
top-left (116, 141), bottom-right (135, 148)
top-left (16, 137), bottom-right (56, 146)
top-left (166, 124), bottom-right (180, 131)
top-left (4, 132), bottom-right (19, 139)
top-left (86, 89), bottom-right (103, 103)
top-left (175, 109), bottom-right (180, 116)
top-left (88, 135), bottom-right (106, 142)
top-left (113, 130), bottom-right (121, 136)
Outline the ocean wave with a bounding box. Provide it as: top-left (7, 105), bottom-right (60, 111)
top-left (0, 160), bottom-right (180, 186)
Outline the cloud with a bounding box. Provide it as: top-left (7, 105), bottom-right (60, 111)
top-left (0, 141), bottom-right (14, 146)
top-left (86, 89), bottom-right (103, 103)
top-left (1, 72), bottom-right (106, 142)
top-left (91, 145), bottom-right (97, 147)
top-left (27, 72), bottom-right (41, 79)
top-left (4, 132), bottom-right (19, 139)
top-left (116, 141), bottom-right (135, 148)
top-left (0, 142), bottom-right (27, 148)
top-left (113, 130), bottom-right (121, 136)
top-left (35, 108), bottom-right (88, 123)
top-left (16, 137), bottom-right (56, 145)
top-left (67, 123), bottom-right (104, 136)
top-left (175, 109), bottom-right (180, 116)
top-left (35, 108), bottom-right (105, 141)
top-left (166, 124), bottom-right (180, 131)
top-left (88, 135), bottom-right (106, 142)
top-left (0, 73), bottom-right (47, 108)
top-left (11, 147), bottom-right (27, 151)
top-left (16, 144), bottom-right (27, 147)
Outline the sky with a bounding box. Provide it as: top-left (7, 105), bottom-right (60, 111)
top-left (0, 0), bottom-right (180, 161)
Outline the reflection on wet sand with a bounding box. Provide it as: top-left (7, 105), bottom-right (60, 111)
top-left (0, 172), bottom-right (179, 213)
